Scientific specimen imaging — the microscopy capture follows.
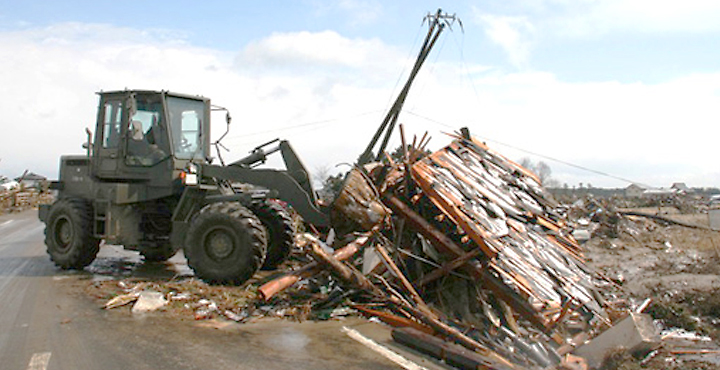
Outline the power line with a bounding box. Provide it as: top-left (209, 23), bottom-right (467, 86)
top-left (408, 35), bottom-right (647, 188)
top-left (404, 110), bottom-right (649, 187)
top-left (223, 110), bottom-right (383, 144)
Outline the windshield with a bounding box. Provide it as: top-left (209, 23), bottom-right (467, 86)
top-left (125, 95), bottom-right (168, 167)
top-left (167, 96), bottom-right (205, 160)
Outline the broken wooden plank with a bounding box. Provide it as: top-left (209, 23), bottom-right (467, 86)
top-left (392, 327), bottom-right (519, 370)
top-left (416, 248), bottom-right (481, 288)
top-left (384, 194), bottom-right (549, 330)
top-left (258, 233), bottom-right (372, 300)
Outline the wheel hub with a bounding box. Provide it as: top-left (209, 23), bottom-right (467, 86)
top-left (204, 227), bottom-right (234, 261)
top-left (54, 217), bottom-right (73, 251)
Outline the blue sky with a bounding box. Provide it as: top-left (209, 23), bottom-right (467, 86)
top-left (1, 0), bottom-right (719, 188)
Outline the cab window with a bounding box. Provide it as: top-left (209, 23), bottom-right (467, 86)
top-left (101, 100), bottom-right (123, 149)
top-left (167, 97), bottom-right (205, 160)
top-left (125, 96), bottom-right (168, 166)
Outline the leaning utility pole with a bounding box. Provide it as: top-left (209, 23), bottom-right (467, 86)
top-left (357, 9), bottom-right (460, 166)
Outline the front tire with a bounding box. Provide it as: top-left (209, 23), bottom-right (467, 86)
top-left (44, 198), bottom-right (100, 269)
top-left (250, 200), bottom-right (296, 270)
top-left (184, 202), bottom-right (267, 285)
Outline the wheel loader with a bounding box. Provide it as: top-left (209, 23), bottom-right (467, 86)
top-left (39, 90), bottom-right (329, 284)
top-left (38, 10), bottom-right (452, 285)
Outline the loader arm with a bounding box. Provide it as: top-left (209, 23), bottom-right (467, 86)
top-left (201, 164), bottom-right (329, 227)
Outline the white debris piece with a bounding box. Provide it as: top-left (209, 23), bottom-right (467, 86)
top-left (104, 292), bottom-right (140, 309)
top-left (132, 291), bottom-right (168, 313)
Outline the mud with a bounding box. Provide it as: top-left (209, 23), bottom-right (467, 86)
top-left (581, 211), bottom-right (720, 370)
top-left (85, 244), bottom-right (194, 281)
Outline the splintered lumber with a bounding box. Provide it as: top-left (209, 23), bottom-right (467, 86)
top-left (353, 305), bottom-right (434, 334)
top-left (392, 327), bottom-right (518, 370)
top-left (258, 233), bottom-right (372, 300)
top-left (620, 210), bottom-right (715, 231)
top-left (307, 239), bottom-right (380, 294)
top-left (416, 248), bottom-right (481, 287)
top-left (400, 137), bottom-right (609, 331)
top-left (250, 130), bottom-right (626, 370)
top-left (384, 194), bottom-right (548, 330)
top-left (306, 235), bottom-right (517, 366)
top-left (394, 300), bottom-right (518, 368)
top-left (374, 244), bottom-right (428, 309)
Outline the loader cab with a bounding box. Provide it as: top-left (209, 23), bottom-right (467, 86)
top-left (91, 90), bottom-right (210, 199)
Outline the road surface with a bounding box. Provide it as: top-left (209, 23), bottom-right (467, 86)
top-left (0, 210), bottom-right (442, 370)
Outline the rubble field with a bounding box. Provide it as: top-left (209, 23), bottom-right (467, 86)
top-left (581, 209), bottom-right (720, 370)
top-left (62, 131), bottom-right (720, 370)
top-left (0, 188), bottom-right (51, 214)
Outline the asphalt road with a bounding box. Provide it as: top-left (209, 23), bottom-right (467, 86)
top-left (0, 210), bottom-right (441, 370)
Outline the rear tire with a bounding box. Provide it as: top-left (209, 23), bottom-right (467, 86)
top-left (184, 202), bottom-right (267, 285)
top-left (44, 198), bottom-right (100, 269)
top-left (250, 200), bottom-right (296, 270)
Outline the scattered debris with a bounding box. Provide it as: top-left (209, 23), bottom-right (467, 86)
top-left (89, 129), bottom-right (720, 369)
top-left (0, 170), bottom-right (51, 214)
top-left (574, 313), bottom-right (660, 368)
top-left (344, 326), bottom-right (430, 370)
top-left (132, 291), bottom-right (168, 313)
top-left (104, 292), bottom-right (139, 309)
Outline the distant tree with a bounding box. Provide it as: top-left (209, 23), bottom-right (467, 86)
top-left (313, 164), bottom-right (332, 189)
top-left (535, 161), bottom-right (553, 184)
top-left (518, 157), bottom-right (533, 170)
top-left (388, 143), bottom-right (431, 163)
top-left (314, 164), bottom-right (346, 203)
top-left (518, 157), bottom-right (558, 187)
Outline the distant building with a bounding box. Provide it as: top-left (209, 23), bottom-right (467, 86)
top-left (15, 172), bottom-right (47, 189)
top-left (625, 184), bottom-right (645, 198)
top-left (642, 188), bottom-right (676, 199)
top-left (671, 182), bottom-right (690, 194)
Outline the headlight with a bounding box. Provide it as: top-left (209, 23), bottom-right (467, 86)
top-left (181, 163), bottom-right (199, 185)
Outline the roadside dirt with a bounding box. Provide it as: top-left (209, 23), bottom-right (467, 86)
top-left (581, 210), bottom-right (720, 370)
top-left (64, 208), bottom-right (720, 370)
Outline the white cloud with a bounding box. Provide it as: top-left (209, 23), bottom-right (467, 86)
top-left (476, 0), bottom-right (720, 40)
top-left (474, 13), bottom-right (535, 69)
top-left (236, 30), bottom-right (400, 76)
top-left (580, 0), bottom-right (720, 35)
top-left (0, 23), bottom-right (241, 178)
top-left (0, 23), bottom-right (405, 181)
top-left (472, 0), bottom-right (720, 69)
top-left (0, 21), bottom-right (718, 189)
top-left (437, 70), bottom-right (720, 187)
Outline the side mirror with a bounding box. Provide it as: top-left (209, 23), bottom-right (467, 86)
top-left (83, 127), bottom-right (93, 156)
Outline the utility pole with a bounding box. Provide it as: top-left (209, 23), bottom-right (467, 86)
top-left (357, 9), bottom-right (460, 166)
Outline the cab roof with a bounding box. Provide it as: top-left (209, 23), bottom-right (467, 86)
top-left (97, 89), bottom-right (209, 102)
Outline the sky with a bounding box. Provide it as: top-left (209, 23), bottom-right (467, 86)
top-left (0, 0), bottom-right (719, 189)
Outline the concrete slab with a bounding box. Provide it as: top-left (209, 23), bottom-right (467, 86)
top-left (573, 312), bottom-right (660, 368)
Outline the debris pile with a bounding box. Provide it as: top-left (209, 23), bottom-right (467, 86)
top-left (0, 171), bottom-right (51, 213)
top-left (101, 130), bottom-right (720, 369)
top-left (253, 131), bottom-right (633, 369)
top-left (0, 187), bottom-right (52, 214)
